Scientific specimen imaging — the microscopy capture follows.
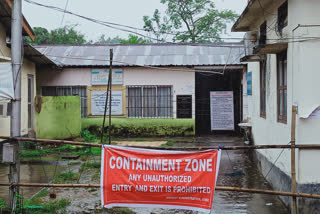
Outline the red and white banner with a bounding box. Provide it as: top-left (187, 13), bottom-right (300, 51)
top-left (101, 145), bottom-right (221, 213)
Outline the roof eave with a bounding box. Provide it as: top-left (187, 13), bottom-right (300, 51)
top-left (232, 0), bottom-right (274, 32)
top-left (5, 0), bottom-right (35, 41)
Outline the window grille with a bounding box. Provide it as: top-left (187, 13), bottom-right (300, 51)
top-left (42, 86), bottom-right (88, 118)
top-left (260, 60), bottom-right (266, 118)
top-left (278, 1), bottom-right (288, 34)
top-left (277, 50), bottom-right (287, 123)
top-left (127, 86), bottom-right (173, 118)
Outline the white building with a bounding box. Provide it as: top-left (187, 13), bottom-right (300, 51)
top-left (36, 43), bottom-right (246, 135)
top-left (0, 0), bottom-right (54, 138)
top-left (232, 0), bottom-right (320, 212)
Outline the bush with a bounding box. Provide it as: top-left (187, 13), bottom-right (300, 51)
top-left (82, 118), bottom-right (195, 138)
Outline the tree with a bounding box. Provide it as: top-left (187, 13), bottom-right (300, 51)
top-left (27, 25), bottom-right (87, 45)
top-left (143, 0), bottom-right (238, 43)
top-left (143, 9), bottom-right (172, 42)
top-left (120, 34), bottom-right (149, 44)
top-left (95, 35), bottom-right (122, 44)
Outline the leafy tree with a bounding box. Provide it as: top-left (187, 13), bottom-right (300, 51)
top-left (120, 34), bottom-right (149, 44)
top-left (27, 25), bottom-right (87, 45)
top-left (95, 35), bottom-right (122, 44)
top-left (143, 0), bottom-right (238, 43)
top-left (143, 9), bottom-right (172, 42)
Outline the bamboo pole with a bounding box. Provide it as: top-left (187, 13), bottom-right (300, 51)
top-left (1, 183), bottom-right (320, 200)
top-left (108, 49), bottom-right (113, 145)
top-left (291, 105), bottom-right (297, 214)
top-left (0, 136), bottom-right (320, 150)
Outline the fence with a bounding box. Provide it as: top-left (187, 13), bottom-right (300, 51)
top-left (0, 106), bottom-right (319, 213)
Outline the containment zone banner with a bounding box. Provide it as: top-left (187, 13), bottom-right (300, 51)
top-left (101, 145), bottom-right (221, 213)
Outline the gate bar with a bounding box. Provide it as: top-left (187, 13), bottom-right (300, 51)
top-left (1, 183), bottom-right (320, 200)
top-left (0, 136), bottom-right (320, 150)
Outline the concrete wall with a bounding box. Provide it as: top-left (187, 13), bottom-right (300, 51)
top-left (244, 0), bottom-right (320, 211)
top-left (37, 67), bottom-right (195, 118)
top-left (124, 67), bottom-right (195, 118)
top-left (0, 22), bottom-right (36, 137)
top-left (35, 96), bottom-right (81, 139)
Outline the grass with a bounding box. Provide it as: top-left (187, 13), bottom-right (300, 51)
top-left (53, 172), bottom-right (79, 183)
top-left (161, 139), bottom-right (177, 147)
top-left (23, 189), bottom-right (70, 214)
top-left (25, 198), bottom-right (70, 214)
top-left (80, 162), bottom-right (101, 172)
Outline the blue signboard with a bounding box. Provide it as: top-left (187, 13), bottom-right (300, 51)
top-left (247, 72), bottom-right (252, 95)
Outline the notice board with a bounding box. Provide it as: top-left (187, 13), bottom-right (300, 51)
top-left (91, 69), bottom-right (123, 85)
top-left (91, 90), bottom-right (123, 115)
top-left (101, 146), bottom-right (221, 213)
top-left (210, 91), bottom-right (234, 130)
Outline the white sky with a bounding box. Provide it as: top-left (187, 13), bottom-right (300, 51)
top-left (22, 0), bottom-right (247, 42)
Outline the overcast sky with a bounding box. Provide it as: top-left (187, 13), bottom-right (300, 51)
top-left (22, 0), bottom-right (247, 42)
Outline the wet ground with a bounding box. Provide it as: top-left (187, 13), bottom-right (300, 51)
top-left (0, 137), bottom-right (289, 213)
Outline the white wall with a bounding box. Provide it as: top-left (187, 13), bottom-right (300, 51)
top-left (124, 67), bottom-right (195, 119)
top-left (0, 22), bottom-right (36, 137)
top-left (246, 0), bottom-right (320, 183)
top-left (37, 67), bottom-right (196, 119)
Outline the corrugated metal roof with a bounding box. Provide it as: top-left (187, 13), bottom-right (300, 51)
top-left (34, 43), bottom-right (245, 67)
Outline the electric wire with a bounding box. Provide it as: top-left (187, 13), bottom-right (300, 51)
top-left (23, 0), bottom-right (320, 43)
top-left (60, 0), bottom-right (69, 27)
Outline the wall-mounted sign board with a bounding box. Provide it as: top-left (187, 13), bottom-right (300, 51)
top-left (91, 70), bottom-right (123, 85)
top-left (91, 90), bottom-right (123, 115)
top-left (210, 91), bottom-right (234, 131)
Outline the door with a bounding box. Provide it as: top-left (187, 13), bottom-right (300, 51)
top-left (28, 75), bottom-right (34, 130)
top-left (176, 95), bottom-right (192, 118)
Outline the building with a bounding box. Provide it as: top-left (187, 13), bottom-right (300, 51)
top-left (232, 0), bottom-right (320, 212)
top-left (35, 43), bottom-right (246, 135)
top-left (0, 0), bottom-right (55, 138)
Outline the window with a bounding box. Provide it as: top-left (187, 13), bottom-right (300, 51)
top-left (277, 50), bottom-right (287, 123)
top-left (260, 60), bottom-right (266, 118)
top-left (259, 21), bottom-right (267, 45)
top-left (127, 86), bottom-right (173, 118)
top-left (278, 1), bottom-right (288, 34)
top-left (176, 95), bottom-right (192, 118)
top-left (42, 86), bottom-right (88, 118)
top-left (0, 102), bottom-right (8, 117)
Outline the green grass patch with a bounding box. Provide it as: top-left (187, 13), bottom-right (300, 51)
top-left (25, 198), bottom-right (70, 214)
top-left (80, 162), bottom-right (101, 172)
top-left (82, 118), bottom-right (195, 137)
top-left (53, 172), bottom-right (79, 184)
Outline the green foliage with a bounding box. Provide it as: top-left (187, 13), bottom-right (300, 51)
top-left (143, 9), bottom-right (172, 42)
top-left (25, 198), bottom-right (70, 214)
top-left (95, 35), bottom-right (122, 44)
top-left (120, 34), bottom-right (149, 44)
top-left (27, 25), bottom-right (87, 45)
top-left (23, 141), bottom-right (36, 150)
top-left (81, 129), bottom-right (100, 142)
top-left (0, 198), bottom-right (7, 209)
top-left (82, 118), bottom-right (195, 137)
top-left (53, 172), bottom-right (79, 183)
top-left (143, 0), bottom-right (238, 43)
